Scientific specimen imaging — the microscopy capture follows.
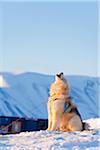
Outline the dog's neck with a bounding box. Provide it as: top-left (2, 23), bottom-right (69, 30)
top-left (55, 76), bottom-right (64, 83)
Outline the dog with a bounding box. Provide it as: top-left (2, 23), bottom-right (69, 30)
top-left (47, 72), bottom-right (88, 132)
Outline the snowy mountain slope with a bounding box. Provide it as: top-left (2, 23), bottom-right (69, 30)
top-left (0, 72), bottom-right (100, 120)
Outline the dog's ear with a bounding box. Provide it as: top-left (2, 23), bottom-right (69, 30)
top-left (59, 72), bottom-right (64, 79)
top-left (60, 72), bottom-right (63, 75)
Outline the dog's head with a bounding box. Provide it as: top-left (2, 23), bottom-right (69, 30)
top-left (55, 72), bottom-right (64, 81)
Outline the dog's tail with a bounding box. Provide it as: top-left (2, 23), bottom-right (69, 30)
top-left (82, 122), bottom-right (90, 131)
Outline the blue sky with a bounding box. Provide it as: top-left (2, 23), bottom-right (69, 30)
top-left (0, 1), bottom-right (98, 76)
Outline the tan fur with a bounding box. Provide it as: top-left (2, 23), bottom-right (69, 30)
top-left (47, 73), bottom-right (83, 132)
top-left (60, 112), bottom-right (82, 132)
top-left (49, 74), bottom-right (69, 100)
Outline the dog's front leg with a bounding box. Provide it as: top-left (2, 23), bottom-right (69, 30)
top-left (50, 100), bottom-right (64, 131)
top-left (47, 100), bottom-right (53, 131)
top-left (47, 112), bottom-right (52, 131)
top-left (51, 111), bottom-right (62, 131)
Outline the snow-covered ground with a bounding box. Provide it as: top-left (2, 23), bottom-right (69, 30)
top-left (0, 118), bottom-right (100, 150)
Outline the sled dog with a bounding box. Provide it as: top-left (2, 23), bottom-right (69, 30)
top-left (47, 72), bottom-right (87, 132)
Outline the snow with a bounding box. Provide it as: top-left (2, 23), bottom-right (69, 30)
top-left (0, 118), bottom-right (100, 150)
top-left (0, 75), bottom-right (9, 88)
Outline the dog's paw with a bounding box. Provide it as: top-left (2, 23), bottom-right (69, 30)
top-left (46, 128), bottom-right (51, 131)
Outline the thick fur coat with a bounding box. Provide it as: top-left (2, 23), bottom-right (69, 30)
top-left (47, 73), bottom-right (85, 132)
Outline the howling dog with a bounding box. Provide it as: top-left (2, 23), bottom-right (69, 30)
top-left (47, 72), bottom-right (88, 132)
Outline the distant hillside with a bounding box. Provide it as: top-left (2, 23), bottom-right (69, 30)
top-left (0, 72), bottom-right (99, 120)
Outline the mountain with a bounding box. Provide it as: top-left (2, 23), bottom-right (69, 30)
top-left (0, 72), bottom-right (99, 120)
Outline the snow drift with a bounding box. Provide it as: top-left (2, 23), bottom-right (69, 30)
top-left (0, 72), bottom-right (99, 120)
